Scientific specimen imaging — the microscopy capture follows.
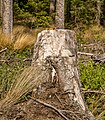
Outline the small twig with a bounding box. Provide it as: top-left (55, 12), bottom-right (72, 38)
top-left (77, 52), bottom-right (95, 56)
top-left (0, 60), bottom-right (6, 62)
top-left (30, 97), bottom-right (69, 120)
top-left (81, 89), bottom-right (105, 95)
top-left (54, 93), bottom-right (63, 105)
top-left (30, 97), bottom-right (82, 120)
top-left (23, 58), bottom-right (32, 62)
top-left (0, 58), bottom-right (32, 63)
top-left (0, 48), bottom-right (7, 54)
top-left (61, 110), bottom-right (82, 120)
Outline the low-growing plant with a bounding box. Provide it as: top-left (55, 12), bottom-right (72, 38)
top-left (80, 60), bottom-right (105, 90)
top-left (79, 60), bottom-right (105, 119)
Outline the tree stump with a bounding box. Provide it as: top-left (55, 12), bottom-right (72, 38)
top-left (0, 29), bottom-right (96, 120)
top-left (32, 29), bottom-right (95, 120)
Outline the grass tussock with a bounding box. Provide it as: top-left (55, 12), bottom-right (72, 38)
top-left (0, 65), bottom-right (49, 110)
top-left (0, 33), bottom-right (13, 48)
top-left (13, 27), bottom-right (43, 50)
top-left (0, 26), bottom-right (43, 50)
top-left (13, 26), bottom-right (43, 50)
top-left (14, 33), bottom-right (35, 50)
top-left (83, 25), bottom-right (105, 43)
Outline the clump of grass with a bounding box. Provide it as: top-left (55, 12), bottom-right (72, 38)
top-left (0, 33), bottom-right (13, 48)
top-left (0, 48), bottom-right (33, 99)
top-left (0, 26), bottom-right (43, 50)
top-left (83, 25), bottom-right (105, 43)
top-left (0, 65), bottom-right (49, 110)
top-left (14, 33), bottom-right (35, 50)
top-left (13, 26), bottom-right (41, 50)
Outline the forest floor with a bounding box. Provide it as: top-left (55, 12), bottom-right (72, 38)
top-left (1, 82), bottom-right (89, 120)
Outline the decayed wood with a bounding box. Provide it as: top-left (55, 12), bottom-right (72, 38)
top-left (32, 29), bottom-right (96, 120)
top-left (32, 29), bottom-right (95, 120)
top-left (32, 29), bottom-right (85, 110)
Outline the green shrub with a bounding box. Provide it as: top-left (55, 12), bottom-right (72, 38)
top-left (13, 0), bottom-right (53, 27)
top-left (80, 60), bottom-right (105, 119)
top-left (80, 60), bottom-right (105, 90)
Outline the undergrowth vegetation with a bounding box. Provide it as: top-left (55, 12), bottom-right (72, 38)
top-left (78, 25), bottom-right (105, 119)
top-left (80, 61), bottom-right (105, 90)
top-left (0, 47), bottom-right (33, 99)
top-left (80, 61), bottom-right (105, 119)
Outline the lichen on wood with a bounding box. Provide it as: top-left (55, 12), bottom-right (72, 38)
top-left (33, 29), bottom-right (84, 109)
top-left (32, 29), bottom-right (96, 120)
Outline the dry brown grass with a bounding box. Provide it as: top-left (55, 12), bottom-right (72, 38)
top-left (13, 26), bottom-right (43, 50)
top-left (0, 33), bottom-right (13, 48)
top-left (0, 65), bottom-right (49, 110)
top-left (14, 33), bottom-right (35, 50)
top-left (0, 26), bottom-right (45, 110)
top-left (0, 26), bottom-right (43, 50)
top-left (83, 25), bottom-right (105, 43)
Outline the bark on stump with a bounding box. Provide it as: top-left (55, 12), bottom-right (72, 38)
top-left (32, 29), bottom-right (95, 120)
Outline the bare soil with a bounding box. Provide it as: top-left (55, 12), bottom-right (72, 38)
top-left (0, 82), bottom-right (89, 120)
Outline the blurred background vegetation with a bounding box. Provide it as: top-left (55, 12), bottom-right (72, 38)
top-left (11, 0), bottom-right (105, 28)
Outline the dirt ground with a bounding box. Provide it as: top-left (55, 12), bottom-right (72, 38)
top-left (0, 82), bottom-right (89, 120)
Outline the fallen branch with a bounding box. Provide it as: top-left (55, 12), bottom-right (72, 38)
top-left (81, 89), bottom-right (105, 95)
top-left (77, 52), bottom-right (95, 56)
top-left (78, 52), bottom-right (105, 63)
top-left (30, 97), bottom-right (69, 120)
top-left (0, 58), bottom-right (32, 64)
top-left (0, 48), bottom-right (7, 54)
top-left (30, 96), bottom-right (82, 120)
top-left (23, 58), bottom-right (32, 62)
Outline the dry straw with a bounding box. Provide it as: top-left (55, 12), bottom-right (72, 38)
top-left (0, 26), bottom-right (43, 50)
top-left (0, 65), bottom-right (49, 110)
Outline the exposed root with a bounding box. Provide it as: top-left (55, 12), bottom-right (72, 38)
top-left (30, 96), bottom-right (83, 120)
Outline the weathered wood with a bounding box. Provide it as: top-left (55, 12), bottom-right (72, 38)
top-left (78, 51), bottom-right (105, 63)
top-left (32, 29), bottom-right (95, 119)
top-left (93, 53), bottom-right (105, 62)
